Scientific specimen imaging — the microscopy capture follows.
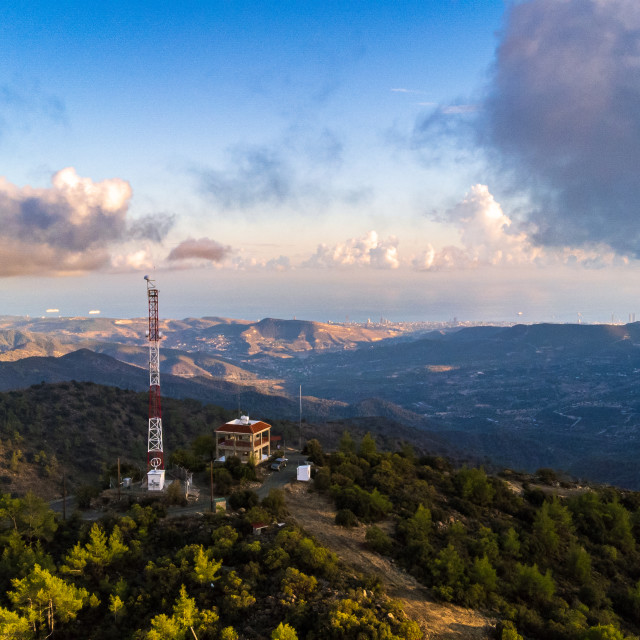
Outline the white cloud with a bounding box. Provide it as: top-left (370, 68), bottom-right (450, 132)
top-left (391, 88), bottom-right (427, 95)
top-left (227, 254), bottom-right (292, 272)
top-left (414, 184), bottom-right (625, 271)
top-left (441, 104), bottom-right (478, 114)
top-left (304, 231), bottom-right (400, 270)
top-left (111, 249), bottom-right (154, 272)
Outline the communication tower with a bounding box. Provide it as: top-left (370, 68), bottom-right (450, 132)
top-left (144, 275), bottom-right (165, 490)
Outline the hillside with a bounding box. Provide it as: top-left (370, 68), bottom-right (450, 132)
top-left (0, 381), bottom-right (463, 500)
top-left (304, 437), bottom-right (640, 640)
top-left (0, 349), bottom-right (353, 422)
top-left (0, 380), bottom-right (238, 497)
top-left (6, 420), bottom-right (640, 639)
top-left (0, 488), bottom-right (424, 639)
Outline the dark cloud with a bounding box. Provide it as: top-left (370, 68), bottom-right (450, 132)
top-left (0, 82), bottom-right (67, 136)
top-left (197, 133), bottom-right (369, 214)
top-left (480, 0), bottom-right (640, 255)
top-left (309, 128), bottom-right (344, 165)
top-left (167, 237), bottom-right (232, 262)
top-left (128, 213), bottom-right (175, 243)
top-left (410, 104), bottom-right (479, 170)
top-left (201, 147), bottom-right (293, 210)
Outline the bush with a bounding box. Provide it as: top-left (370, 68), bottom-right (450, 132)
top-left (75, 484), bottom-right (100, 510)
top-left (225, 457), bottom-right (257, 481)
top-left (262, 489), bottom-right (287, 519)
top-left (305, 439), bottom-right (325, 465)
top-left (229, 489), bottom-right (259, 511)
top-left (335, 509), bottom-right (358, 527)
top-left (514, 563), bottom-right (555, 605)
top-left (314, 468), bottom-right (331, 492)
top-left (334, 485), bottom-right (391, 523)
top-left (365, 526), bottom-right (392, 554)
top-left (165, 479), bottom-right (186, 506)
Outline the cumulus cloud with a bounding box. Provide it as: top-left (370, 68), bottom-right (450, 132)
top-left (228, 255), bottom-right (292, 272)
top-left (111, 249), bottom-right (154, 272)
top-left (415, 185), bottom-right (626, 271)
top-left (0, 168), bottom-right (172, 276)
top-left (415, 185), bottom-right (539, 270)
top-left (265, 256), bottom-right (292, 272)
top-left (481, 0), bottom-right (640, 255)
top-left (167, 237), bottom-right (232, 263)
top-left (305, 231), bottom-right (400, 269)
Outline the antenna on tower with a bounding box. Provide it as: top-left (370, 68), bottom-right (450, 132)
top-left (144, 275), bottom-right (165, 491)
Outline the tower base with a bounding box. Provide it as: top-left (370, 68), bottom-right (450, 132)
top-left (147, 469), bottom-right (165, 491)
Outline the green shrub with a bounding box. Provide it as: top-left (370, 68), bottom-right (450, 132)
top-left (365, 526), bottom-right (392, 555)
top-left (335, 509), bottom-right (358, 527)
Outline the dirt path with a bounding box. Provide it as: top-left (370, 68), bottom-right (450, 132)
top-left (284, 483), bottom-right (494, 640)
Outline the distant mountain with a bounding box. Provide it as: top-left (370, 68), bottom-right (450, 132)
top-left (89, 343), bottom-right (261, 382)
top-left (0, 315), bottom-right (411, 359)
top-left (0, 329), bottom-right (75, 361)
top-left (0, 349), bottom-right (352, 422)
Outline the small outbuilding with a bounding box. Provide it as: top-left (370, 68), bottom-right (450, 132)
top-left (296, 465), bottom-right (311, 482)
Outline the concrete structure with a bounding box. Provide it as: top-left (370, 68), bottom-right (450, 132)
top-left (147, 469), bottom-right (165, 491)
top-left (215, 415), bottom-right (271, 464)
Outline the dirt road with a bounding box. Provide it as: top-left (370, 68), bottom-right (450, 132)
top-left (284, 482), bottom-right (494, 640)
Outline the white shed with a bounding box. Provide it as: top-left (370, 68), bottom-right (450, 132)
top-left (296, 465), bottom-right (311, 482)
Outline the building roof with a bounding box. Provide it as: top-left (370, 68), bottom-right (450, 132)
top-left (216, 417), bottom-right (271, 435)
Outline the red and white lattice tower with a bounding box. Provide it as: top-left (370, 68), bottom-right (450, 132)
top-left (144, 275), bottom-right (165, 490)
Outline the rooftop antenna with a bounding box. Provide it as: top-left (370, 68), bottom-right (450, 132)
top-left (144, 275), bottom-right (165, 491)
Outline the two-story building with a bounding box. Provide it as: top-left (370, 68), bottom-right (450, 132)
top-left (215, 415), bottom-right (271, 464)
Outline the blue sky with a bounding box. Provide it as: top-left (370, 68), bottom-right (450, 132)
top-left (1, 0), bottom-right (639, 323)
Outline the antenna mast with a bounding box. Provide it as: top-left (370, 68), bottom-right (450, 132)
top-left (144, 275), bottom-right (165, 490)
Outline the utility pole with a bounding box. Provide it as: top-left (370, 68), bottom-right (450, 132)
top-left (299, 385), bottom-right (302, 452)
top-left (62, 473), bottom-right (67, 521)
top-left (210, 460), bottom-right (214, 513)
top-left (117, 457), bottom-right (121, 502)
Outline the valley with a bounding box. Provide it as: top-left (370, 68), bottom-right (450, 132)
top-left (1, 315), bottom-right (640, 487)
